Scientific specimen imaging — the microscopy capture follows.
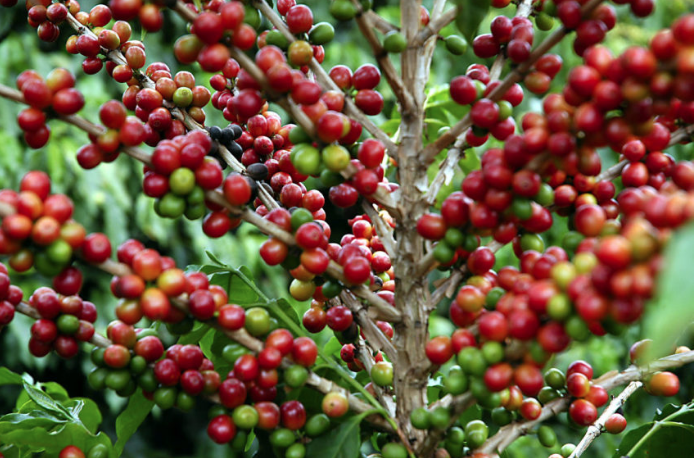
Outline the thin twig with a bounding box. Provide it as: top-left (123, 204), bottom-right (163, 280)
top-left (569, 381), bottom-right (643, 458)
top-left (365, 10), bottom-right (399, 34)
top-left (475, 351), bottom-right (695, 454)
top-left (424, 0), bottom-right (535, 205)
top-left (350, 0), bottom-right (416, 113)
top-left (340, 291), bottom-right (398, 362)
top-left (413, 7), bottom-right (458, 47)
top-left (362, 200), bottom-right (396, 259)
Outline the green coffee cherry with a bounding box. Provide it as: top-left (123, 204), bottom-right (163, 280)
top-left (309, 22), bottom-right (335, 45)
top-left (445, 35), bottom-right (468, 55)
top-left (383, 31), bottom-right (407, 53)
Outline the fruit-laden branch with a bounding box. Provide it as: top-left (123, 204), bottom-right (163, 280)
top-left (568, 381), bottom-right (643, 458)
top-left (490, 0), bottom-right (535, 82)
top-left (348, 0), bottom-right (417, 114)
top-left (421, 240), bottom-right (504, 304)
top-left (361, 200), bottom-right (397, 259)
top-left (420, 392), bottom-right (476, 454)
top-left (596, 124), bottom-right (695, 182)
top-left (413, 7), bottom-right (458, 47)
top-left (247, 0), bottom-right (399, 156)
top-left (10, 296), bottom-right (394, 431)
top-left (63, 10), bottom-right (284, 214)
top-left (170, 1), bottom-right (401, 215)
top-left (424, 120), bottom-right (693, 304)
top-left (15, 301), bottom-right (112, 348)
top-left (352, 334), bottom-right (397, 416)
top-left (423, 0), bottom-right (535, 206)
top-left (422, 0), bottom-right (606, 162)
top-left (474, 351), bottom-right (695, 455)
top-left (0, 91), bottom-right (402, 323)
top-left (340, 291), bottom-right (398, 362)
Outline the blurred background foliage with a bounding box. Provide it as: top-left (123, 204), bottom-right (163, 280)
top-left (0, 0), bottom-right (693, 456)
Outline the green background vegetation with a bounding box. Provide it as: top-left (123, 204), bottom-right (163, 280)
top-left (0, 0), bottom-right (693, 456)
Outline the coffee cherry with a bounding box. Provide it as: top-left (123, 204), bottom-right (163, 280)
top-left (605, 413), bottom-right (627, 434)
top-left (322, 391), bottom-right (349, 418)
top-left (648, 371), bottom-right (680, 396)
top-left (569, 399), bottom-right (598, 426)
top-left (59, 446), bottom-right (85, 458)
top-left (208, 415), bottom-right (236, 444)
top-left (371, 361), bottom-right (394, 387)
top-left (426, 336), bottom-right (453, 365)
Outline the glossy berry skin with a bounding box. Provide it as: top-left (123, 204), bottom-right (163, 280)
top-left (59, 446), bottom-right (85, 458)
top-left (322, 391), bottom-right (349, 418)
top-left (207, 415), bottom-right (236, 444)
top-left (569, 399), bottom-right (598, 426)
top-left (605, 413), bottom-right (627, 434)
top-left (648, 372), bottom-right (680, 397)
top-left (425, 335), bottom-right (453, 365)
top-left (280, 400), bottom-right (306, 430)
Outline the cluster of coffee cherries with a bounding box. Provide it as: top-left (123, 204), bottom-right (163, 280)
top-left (108, 0), bottom-right (164, 31)
top-left (144, 129), bottom-right (225, 221)
top-left (15, 69), bottom-right (85, 149)
top-left (0, 263), bottom-right (23, 333)
top-left (473, 14), bottom-right (540, 63)
top-left (27, 287), bottom-right (97, 359)
top-left (301, 214), bottom-right (395, 331)
top-left (203, 330), bottom-right (334, 456)
top-left (77, 102), bottom-right (145, 169)
top-left (0, 171), bottom-right (108, 288)
top-left (124, 64), bottom-right (211, 126)
top-left (261, 1), bottom-right (332, 66)
top-left (174, 1), bottom-right (258, 71)
top-left (24, 0), bottom-right (76, 42)
top-left (110, 238), bottom-right (229, 325)
top-left (328, 63), bottom-right (384, 116)
top-left (450, 64), bottom-right (526, 145)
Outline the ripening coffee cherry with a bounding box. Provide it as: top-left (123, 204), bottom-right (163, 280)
top-left (602, 413), bottom-right (627, 435)
top-left (322, 391), bottom-right (349, 418)
top-left (569, 399), bottom-right (598, 426)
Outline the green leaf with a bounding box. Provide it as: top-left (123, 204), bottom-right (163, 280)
top-left (305, 411), bottom-right (374, 458)
top-left (0, 368), bottom-right (24, 386)
top-left (0, 420), bottom-right (113, 457)
top-left (654, 402), bottom-right (694, 424)
top-left (643, 222), bottom-right (694, 358)
top-left (177, 322), bottom-right (212, 345)
top-left (323, 336), bottom-right (342, 359)
top-left (65, 399), bottom-right (102, 434)
top-left (22, 382), bottom-right (72, 420)
top-left (458, 149), bottom-right (481, 174)
top-left (39, 382), bottom-right (70, 402)
top-left (269, 298), bottom-right (300, 327)
top-left (613, 402), bottom-right (694, 458)
top-left (210, 271), bottom-right (259, 305)
top-left (114, 390), bottom-right (155, 457)
top-left (453, 0), bottom-right (492, 45)
top-left (205, 250), bottom-right (226, 267)
top-left (459, 404), bottom-right (483, 425)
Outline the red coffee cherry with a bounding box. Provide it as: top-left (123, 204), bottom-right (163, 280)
top-left (425, 335), bottom-right (453, 365)
top-left (207, 415), bottom-right (236, 444)
top-left (605, 413), bottom-right (627, 434)
top-left (569, 399), bottom-right (598, 426)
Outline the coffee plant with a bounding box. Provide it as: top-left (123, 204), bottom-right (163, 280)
top-left (0, 0), bottom-right (693, 456)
